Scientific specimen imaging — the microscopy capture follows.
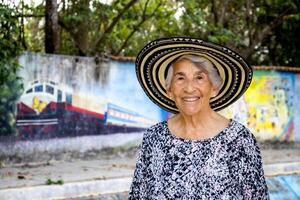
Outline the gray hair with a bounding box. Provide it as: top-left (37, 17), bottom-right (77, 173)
top-left (165, 55), bottom-right (223, 91)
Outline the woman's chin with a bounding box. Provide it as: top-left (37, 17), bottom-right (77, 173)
top-left (177, 103), bottom-right (212, 116)
top-left (179, 107), bottom-right (202, 116)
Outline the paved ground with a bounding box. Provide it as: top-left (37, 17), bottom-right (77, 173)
top-left (65, 175), bottom-right (300, 200)
top-left (0, 143), bottom-right (300, 200)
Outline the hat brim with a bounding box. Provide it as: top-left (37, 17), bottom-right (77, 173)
top-left (135, 37), bottom-right (253, 113)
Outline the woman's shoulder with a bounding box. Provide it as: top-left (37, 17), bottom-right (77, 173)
top-left (228, 120), bottom-right (261, 153)
top-left (142, 121), bottom-right (168, 140)
top-left (234, 120), bottom-right (257, 140)
top-left (228, 120), bottom-right (253, 138)
top-left (147, 121), bottom-right (167, 131)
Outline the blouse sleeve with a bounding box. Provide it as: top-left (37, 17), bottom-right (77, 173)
top-left (128, 131), bottom-right (150, 199)
top-left (241, 130), bottom-right (269, 200)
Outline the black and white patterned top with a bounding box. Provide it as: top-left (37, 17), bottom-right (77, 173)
top-left (128, 120), bottom-right (269, 200)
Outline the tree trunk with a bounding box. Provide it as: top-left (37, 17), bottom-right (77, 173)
top-left (45, 0), bottom-right (60, 53)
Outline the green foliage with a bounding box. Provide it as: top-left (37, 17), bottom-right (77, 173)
top-left (0, 6), bottom-right (21, 81)
top-left (259, 8), bottom-right (300, 66)
top-left (0, 3), bottom-right (23, 136)
top-left (108, 0), bottom-right (179, 56)
top-left (46, 178), bottom-right (64, 185)
top-left (179, 0), bottom-right (300, 66)
top-left (207, 28), bottom-right (240, 44)
top-left (24, 18), bottom-right (45, 52)
top-left (15, 0), bottom-right (300, 66)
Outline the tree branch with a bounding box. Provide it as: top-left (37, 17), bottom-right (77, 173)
top-left (245, 0), bottom-right (253, 46)
top-left (218, 0), bottom-right (227, 26)
top-left (211, 0), bottom-right (218, 26)
top-left (58, 19), bottom-right (86, 55)
top-left (211, 0), bottom-right (228, 26)
top-left (13, 14), bottom-right (44, 18)
top-left (93, 0), bottom-right (139, 52)
top-left (241, 8), bottom-right (293, 59)
top-left (115, 0), bottom-right (162, 55)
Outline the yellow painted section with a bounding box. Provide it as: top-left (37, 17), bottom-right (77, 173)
top-left (220, 73), bottom-right (294, 141)
top-left (32, 96), bottom-right (47, 113)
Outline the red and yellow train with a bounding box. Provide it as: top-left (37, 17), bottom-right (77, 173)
top-left (16, 80), bottom-right (156, 139)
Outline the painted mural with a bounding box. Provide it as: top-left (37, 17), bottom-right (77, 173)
top-left (16, 52), bottom-right (168, 139)
top-left (15, 52), bottom-right (300, 141)
top-left (221, 70), bottom-right (297, 141)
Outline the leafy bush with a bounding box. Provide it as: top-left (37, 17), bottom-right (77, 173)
top-left (0, 4), bottom-right (23, 136)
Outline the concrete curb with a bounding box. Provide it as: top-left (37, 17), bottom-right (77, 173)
top-left (264, 162), bottom-right (300, 176)
top-left (1, 162), bottom-right (300, 200)
top-left (0, 177), bottom-right (132, 200)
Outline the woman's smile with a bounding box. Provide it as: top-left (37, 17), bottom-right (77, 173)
top-left (182, 96), bottom-right (200, 103)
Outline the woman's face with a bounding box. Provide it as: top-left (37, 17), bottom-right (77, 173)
top-left (167, 59), bottom-right (218, 116)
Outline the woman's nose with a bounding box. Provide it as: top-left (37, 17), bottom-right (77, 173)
top-left (183, 80), bottom-right (196, 93)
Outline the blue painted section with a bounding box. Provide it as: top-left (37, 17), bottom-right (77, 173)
top-left (98, 60), bottom-right (164, 122)
top-left (107, 103), bottom-right (140, 116)
top-left (281, 175), bottom-right (300, 199)
top-left (106, 114), bottom-right (136, 124)
top-left (295, 75), bottom-right (300, 142)
top-left (267, 175), bottom-right (300, 200)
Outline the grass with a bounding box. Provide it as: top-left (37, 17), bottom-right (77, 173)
top-left (46, 178), bottom-right (64, 185)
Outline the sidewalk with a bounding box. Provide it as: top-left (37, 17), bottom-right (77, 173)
top-left (0, 144), bottom-right (300, 200)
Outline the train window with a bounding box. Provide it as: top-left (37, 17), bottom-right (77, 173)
top-left (46, 85), bottom-right (54, 95)
top-left (34, 85), bottom-right (43, 92)
top-left (66, 93), bottom-right (72, 104)
top-left (26, 88), bottom-right (33, 94)
top-left (57, 90), bottom-right (62, 102)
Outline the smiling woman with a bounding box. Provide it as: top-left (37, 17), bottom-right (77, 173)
top-left (166, 56), bottom-right (220, 114)
top-left (166, 56), bottom-right (229, 140)
top-left (129, 37), bottom-right (269, 199)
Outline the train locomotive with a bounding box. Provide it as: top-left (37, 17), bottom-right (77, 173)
top-left (16, 80), bottom-right (155, 139)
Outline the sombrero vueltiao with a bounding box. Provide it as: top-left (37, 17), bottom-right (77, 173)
top-left (135, 37), bottom-right (253, 113)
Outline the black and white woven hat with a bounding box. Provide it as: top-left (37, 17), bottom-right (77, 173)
top-left (135, 37), bottom-right (253, 113)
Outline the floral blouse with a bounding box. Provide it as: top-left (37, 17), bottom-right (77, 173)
top-left (128, 120), bottom-right (269, 200)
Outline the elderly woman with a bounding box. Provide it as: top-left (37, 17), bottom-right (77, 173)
top-left (129, 37), bottom-right (269, 199)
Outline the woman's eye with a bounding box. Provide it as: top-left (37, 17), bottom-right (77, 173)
top-left (196, 76), bottom-right (203, 80)
top-left (176, 76), bottom-right (184, 80)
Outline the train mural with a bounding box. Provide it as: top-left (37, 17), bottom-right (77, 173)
top-left (16, 79), bottom-right (157, 139)
top-left (12, 52), bottom-right (300, 141)
top-left (14, 52), bottom-right (169, 139)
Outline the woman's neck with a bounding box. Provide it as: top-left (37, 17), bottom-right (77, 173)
top-left (168, 109), bottom-right (229, 140)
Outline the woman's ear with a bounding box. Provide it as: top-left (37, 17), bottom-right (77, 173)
top-left (210, 87), bottom-right (219, 98)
